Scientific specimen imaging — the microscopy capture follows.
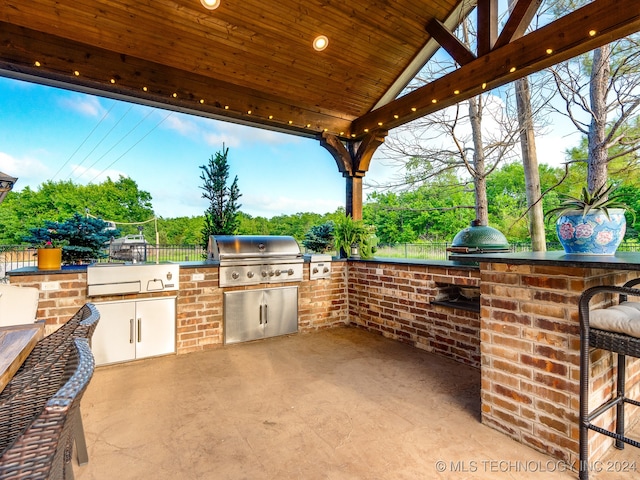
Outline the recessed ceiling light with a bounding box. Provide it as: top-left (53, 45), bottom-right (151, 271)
top-left (589, 30), bottom-right (597, 37)
top-left (313, 35), bottom-right (329, 51)
top-left (201, 0), bottom-right (220, 10)
top-left (34, 61), bottom-right (41, 67)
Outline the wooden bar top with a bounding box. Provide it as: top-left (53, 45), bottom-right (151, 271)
top-left (0, 323), bottom-right (44, 394)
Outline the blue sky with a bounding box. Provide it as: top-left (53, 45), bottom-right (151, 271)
top-left (0, 76), bottom-right (365, 219)
top-left (0, 75), bottom-right (578, 219)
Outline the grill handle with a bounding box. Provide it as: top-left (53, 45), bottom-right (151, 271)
top-left (264, 304), bottom-right (268, 324)
top-left (129, 318), bottom-right (134, 344)
top-left (138, 318), bottom-right (142, 342)
top-left (259, 304), bottom-right (263, 325)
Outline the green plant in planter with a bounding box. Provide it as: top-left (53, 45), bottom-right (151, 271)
top-left (333, 215), bottom-right (377, 259)
top-left (544, 183), bottom-right (631, 255)
top-left (544, 183), bottom-right (629, 221)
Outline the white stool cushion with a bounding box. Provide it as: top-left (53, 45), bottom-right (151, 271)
top-left (0, 284), bottom-right (40, 327)
top-left (590, 301), bottom-right (640, 338)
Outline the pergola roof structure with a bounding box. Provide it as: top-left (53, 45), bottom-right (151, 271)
top-left (1, 0), bottom-right (639, 217)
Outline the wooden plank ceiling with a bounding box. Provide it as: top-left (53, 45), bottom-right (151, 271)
top-left (0, 0), bottom-right (639, 142)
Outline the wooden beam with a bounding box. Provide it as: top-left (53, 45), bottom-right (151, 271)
top-left (494, 0), bottom-right (543, 49)
top-left (425, 18), bottom-right (476, 66)
top-left (319, 133), bottom-right (353, 177)
top-left (352, 0), bottom-right (640, 136)
top-left (477, 0), bottom-right (498, 56)
top-left (0, 22), bottom-right (355, 139)
top-left (349, 130), bottom-right (388, 176)
top-left (319, 131), bottom-right (386, 221)
top-left (374, 0), bottom-right (477, 109)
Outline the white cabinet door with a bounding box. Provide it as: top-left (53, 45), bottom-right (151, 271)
top-left (92, 301), bottom-right (137, 365)
top-left (135, 297), bottom-right (176, 359)
top-left (93, 298), bottom-right (176, 366)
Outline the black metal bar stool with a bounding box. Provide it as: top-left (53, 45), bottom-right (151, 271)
top-left (579, 280), bottom-right (640, 480)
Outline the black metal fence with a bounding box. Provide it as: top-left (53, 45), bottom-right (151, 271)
top-left (3, 241), bottom-right (640, 280)
top-left (0, 244), bottom-right (206, 281)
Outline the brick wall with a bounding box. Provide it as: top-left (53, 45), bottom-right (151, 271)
top-left (347, 261), bottom-right (481, 368)
top-left (176, 262), bottom-right (349, 353)
top-left (11, 270), bottom-right (89, 335)
top-left (480, 262), bottom-right (640, 465)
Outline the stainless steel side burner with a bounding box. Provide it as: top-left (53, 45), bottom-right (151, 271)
top-left (208, 235), bottom-right (303, 287)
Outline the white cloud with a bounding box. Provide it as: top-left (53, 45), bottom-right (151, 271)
top-left (162, 114), bottom-right (198, 137)
top-left (241, 193), bottom-right (342, 218)
top-left (536, 132), bottom-right (580, 167)
top-left (59, 95), bottom-right (105, 117)
top-left (0, 151), bottom-right (51, 188)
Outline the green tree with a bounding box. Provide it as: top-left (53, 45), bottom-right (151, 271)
top-left (0, 177), bottom-right (154, 244)
top-left (199, 146), bottom-right (242, 248)
top-left (23, 213), bottom-right (118, 263)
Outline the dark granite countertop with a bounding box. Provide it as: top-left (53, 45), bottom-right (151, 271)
top-left (449, 250), bottom-right (640, 270)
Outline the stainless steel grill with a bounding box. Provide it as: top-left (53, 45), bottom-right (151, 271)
top-left (208, 235), bottom-right (303, 287)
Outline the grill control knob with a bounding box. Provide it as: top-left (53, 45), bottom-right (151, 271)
top-left (269, 270), bottom-right (274, 277)
top-left (287, 269), bottom-right (294, 275)
top-left (323, 267), bottom-right (329, 273)
top-left (275, 269), bottom-right (281, 276)
top-left (313, 267), bottom-right (319, 274)
top-left (247, 271), bottom-right (254, 278)
top-left (231, 272), bottom-right (240, 280)
top-left (261, 271), bottom-right (268, 278)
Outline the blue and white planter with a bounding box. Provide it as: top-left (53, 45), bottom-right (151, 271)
top-left (556, 208), bottom-right (626, 255)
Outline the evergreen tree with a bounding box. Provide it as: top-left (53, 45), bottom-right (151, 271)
top-left (23, 212), bottom-right (118, 264)
top-left (199, 145), bottom-right (242, 249)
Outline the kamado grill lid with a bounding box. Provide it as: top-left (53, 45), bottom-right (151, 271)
top-left (450, 220), bottom-right (510, 252)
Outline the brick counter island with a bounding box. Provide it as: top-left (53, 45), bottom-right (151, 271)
top-left (6, 259), bottom-right (480, 366)
top-left (454, 251), bottom-right (640, 468)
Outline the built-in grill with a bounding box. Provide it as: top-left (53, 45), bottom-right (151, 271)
top-left (209, 235), bottom-right (302, 344)
top-left (208, 235), bottom-right (304, 288)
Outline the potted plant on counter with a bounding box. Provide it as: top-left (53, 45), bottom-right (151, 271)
top-left (34, 239), bottom-right (66, 270)
top-left (333, 215), bottom-right (377, 259)
top-left (544, 183), bottom-right (630, 255)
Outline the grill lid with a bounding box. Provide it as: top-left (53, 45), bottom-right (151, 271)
top-left (208, 235), bottom-right (301, 262)
top-left (449, 220), bottom-right (510, 252)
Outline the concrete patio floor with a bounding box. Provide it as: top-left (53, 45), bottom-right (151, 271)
top-left (74, 327), bottom-right (638, 480)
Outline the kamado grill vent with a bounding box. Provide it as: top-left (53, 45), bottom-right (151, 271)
top-left (208, 235), bottom-right (304, 287)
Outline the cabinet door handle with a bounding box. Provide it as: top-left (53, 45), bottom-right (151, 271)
top-left (259, 305), bottom-right (263, 324)
top-left (264, 304), bottom-right (268, 324)
top-left (138, 318), bottom-right (142, 343)
top-left (129, 319), bottom-right (134, 344)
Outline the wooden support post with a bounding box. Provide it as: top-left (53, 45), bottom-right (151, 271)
top-left (319, 131), bottom-right (387, 220)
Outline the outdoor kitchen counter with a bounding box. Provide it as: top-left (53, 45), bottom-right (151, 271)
top-left (450, 249), bottom-right (640, 269)
top-left (452, 250), bottom-right (640, 468)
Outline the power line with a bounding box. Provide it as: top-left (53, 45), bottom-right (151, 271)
top-left (51, 100), bottom-right (117, 180)
top-left (67, 103), bottom-right (134, 181)
top-left (88, 111), bottom-right (173, 183)
top-left (80, 107), bottom-right (156, 177)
